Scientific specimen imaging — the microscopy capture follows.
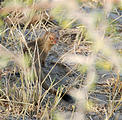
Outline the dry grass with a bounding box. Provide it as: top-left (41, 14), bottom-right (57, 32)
top-left (0, 0), bottom-right (122, 120)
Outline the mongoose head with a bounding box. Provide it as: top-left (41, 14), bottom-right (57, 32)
top-left (49, 33), bottom-right (59, 45)
top-left (46, 32), bottom-right (59, 45)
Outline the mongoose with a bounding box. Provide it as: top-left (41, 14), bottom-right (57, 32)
top-left (23, 31), bottom-right (75, 103)
top-left (23, 31), bottom-right (57, 67)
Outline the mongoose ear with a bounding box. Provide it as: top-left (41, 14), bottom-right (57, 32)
top-left (45, 31), bottom-right (49, 34)
top-left (43, 31), bottom-right (49, 39)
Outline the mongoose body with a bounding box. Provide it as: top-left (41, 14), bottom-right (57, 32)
top-left (23, 31), bottom-right (75, 103)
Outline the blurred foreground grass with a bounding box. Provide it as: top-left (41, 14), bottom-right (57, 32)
top-left (0, 0), bottom-right (122, 120)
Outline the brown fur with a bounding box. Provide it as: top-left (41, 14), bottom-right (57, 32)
top-left (23, 31), bottom-right (59, 100)
top-left (23, 31), bottom-right (57, 66)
